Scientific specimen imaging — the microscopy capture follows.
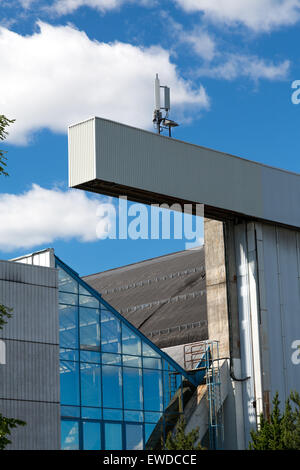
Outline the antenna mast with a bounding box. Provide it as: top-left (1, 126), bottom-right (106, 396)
top-left (153, 74), bottom-right (179, 137)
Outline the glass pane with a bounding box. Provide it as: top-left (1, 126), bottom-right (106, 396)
top-left (144, 411), bottom-right (162, 424)
top-left (59, 305), bottom-right (78, 349)
top-left (122, 324), bottom-right (141, 355)
top-left (58, 267), bottom-right (78, 294)
top-left (79, 307), bottom-right (100, 349)
top-left (142, 341), bottom-right (160, 358)
top-left (163, 371), bottom-right (182, 410)
top-left (124, 410), bottom-right (143, 422)
top-left (102, 353), bottom-right (121, 365)
top-left (123, 367), bottom-right (143, 410)
top-left (83, 421), bottom-right (101, 450)
top-left (80, 362), bottom-right (101, 407)
top-left (60, 348), bottom-right (78, 362)
top-left (102, 365), bottom-right (122, 408)
top-left (61, 420), bottom-right (79, 450)
top-left (80, 350), bottom-right (100, 363)
top-left (61, 406), bottom-right (80, 418)
top-left (104, 423), bottom-right (123, 450)
top-left (143, 357), bottom-right (162, 370)
top-left (125, 424), bottom-right (143, 450)
top-left (145, 423), bottom-right (156, 445)
top-left (101, 310), bottom-right (121, 353)
top-left (143, 369), bottom-right (163, 411)
top-left (60, 361), bottom-right (80, 406)
top-left (103, 409), bottom-right (123, 421)
top-left (59, 292), bottom-right (77, 306)
top-left (79, 284), bottom-right (92, 296)
top-left (122, 355), bottom-right (142, 368)
top-left (79, 295), bottom-right (99, 308)
top-left (81, 407), bottom-right (102, 419)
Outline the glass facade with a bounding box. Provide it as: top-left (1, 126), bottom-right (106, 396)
top-left (57, 257), bottom-right (196, 450)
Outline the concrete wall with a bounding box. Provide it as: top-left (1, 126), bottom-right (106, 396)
top-left (0, 260), bottom-right (60, 449)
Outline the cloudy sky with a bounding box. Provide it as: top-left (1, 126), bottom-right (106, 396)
top-left (0, 0), bottom-right (300, 274)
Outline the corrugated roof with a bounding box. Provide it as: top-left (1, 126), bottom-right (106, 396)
top-left (83, 246), bottom-right (208, 348)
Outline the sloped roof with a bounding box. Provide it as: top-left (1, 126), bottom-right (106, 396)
top-left (83, 246), bottom-right (208, 348)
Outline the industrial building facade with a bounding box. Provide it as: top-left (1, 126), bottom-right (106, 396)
top-left (0, 249), bottom-right (207, 450)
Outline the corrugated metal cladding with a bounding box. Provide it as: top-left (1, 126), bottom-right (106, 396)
top-left (68, 117), bottom-right (300, 229)
top-left (234, 222), bottom-right (300, 446)
top-left (0, 260), bottom-right (60, 449)
top-left (68, 117), bottom-right (95, 187)
top-left (0, 400), bottom-right (60, 450)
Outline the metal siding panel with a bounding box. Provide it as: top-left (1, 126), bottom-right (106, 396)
top-left (0, 340), bottom-right (59, 402)
top-left (68, 117), bottom-right (95, 187)
top-left (69, 117), bottom-right (300, 228)
top-left (0, 400), bottom-right (60, 450)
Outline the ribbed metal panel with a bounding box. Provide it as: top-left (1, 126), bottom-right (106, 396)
top-left (69, 117), bottom-right (300, 229)
top-left (258, 224), bottom-right (300, 402)
top-left (0, 400), bottom-right (60, 450)
top-left (68, 117), bottom-right (95, 187)
top-left (0, 260), bottom-right (60, 449)
top-left (0, 262), bottom-right (58, 344)
top-left (0, 340), bottom-right (59, 402)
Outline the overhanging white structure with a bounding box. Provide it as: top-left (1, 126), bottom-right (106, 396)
top-left (69, 117), bottom-right (300, 228)
top-left (68, 116), bottom-right (300, 450)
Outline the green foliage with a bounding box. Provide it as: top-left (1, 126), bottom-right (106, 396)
top-left (0, 114), bottom-right (15, 176)
top-left (0, 413), bottom-right (26, 450)
top-left (164, 418), bottom-right (204, 450)
top-left (249, 391), bottom-right (300, 450)
top-left (0, 304), bottom-right (12, 330)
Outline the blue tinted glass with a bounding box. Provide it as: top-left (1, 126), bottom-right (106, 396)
top-left (102, 365), bottom-right (122, 408)
top-left (61, 406), bottom-right (80, 418)
top-left (59, 292), bottom-right (78, 306)
top-left (104, 422), bottom-right (123, 450)
top-left (58, 268), bottom-right (78, 294)
top-left (122, 324), bottom-right (141, 355)
top-left (144, 411), bottom-right (162, 424)
top-left (60, 348), bottom-right (78, 362)
top-left (79, 307), bottom-right (100, 349)
top-left (81, 407), bottom-right (102, 420)
top-left (143, 357), bottom-right (162, 369)
top-left (143, 369), bottom-right (163, 411)
top-left (163, 371), bottom-right (182, 410)
top-left (79, 284), bottom-right (92, 296)
top-left (60, 361), bottom-right (80, 406)
top-left (123, 367), bottom-right (143, 410)
top-left (79, 295), bottom-right (99, 308)
top-left (102, 353), bottom-right (121, 365)
top-left (83, 421), bottom-right (101, 450)
top-left (101, 310), bottom-right (121, 353)
top-left (124, 411), bottom-right (143, 422)
top-left (142, 341), bottom-right (160, 358)
top-left (103, 409), bottom-right (123, 421)
top-left (122, 355), bottom-right (142, 368)
top-left (125, 424), bottom-right (143, 450)
top-left (59, 305), bottom-right (78, 349)
top-left (145, 423), bottom-right (156, 444)
top-left (80, 350), bottom-right (100, 363)
top-left (80, 363), bottom-right (101, 407)
top-left (61, 420), bottom-right (79, 450)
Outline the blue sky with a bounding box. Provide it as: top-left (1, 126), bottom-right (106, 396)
top-left (0, 0), bottom-right (300, 275)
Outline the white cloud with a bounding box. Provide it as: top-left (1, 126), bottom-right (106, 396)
top-left (174, 0), bottom-right (300, 32)
top-left (50, 0), bottom-right (152, 15)
top-left (197, 54), bottom-right (290, 81)
top-left (0, 21), bottom-right (209, 144)
top-left (0, 184), bottom-right (113, 250)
